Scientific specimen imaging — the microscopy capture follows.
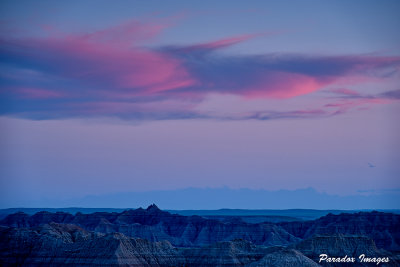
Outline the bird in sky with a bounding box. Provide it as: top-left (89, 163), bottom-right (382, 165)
top-left (368, 162), bottom-right (376, 168)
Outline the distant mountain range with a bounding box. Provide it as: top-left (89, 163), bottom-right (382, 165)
top-left (4, 187), bottom-right (399, 210)
top-left (1, 207), bottom-right (400, 222)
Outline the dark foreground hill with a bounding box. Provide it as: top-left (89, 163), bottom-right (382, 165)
top-left (0, 205), bottom-right (399, 266)
top-left (0, 223), bottom-right (323, 267)
top-left (279, 211), bottom-right (400, 251)
top-left (0, 204), bottom-right (301, 247)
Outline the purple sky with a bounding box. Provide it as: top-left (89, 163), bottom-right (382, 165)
top-left (0, 0), bottom-right (399, 208)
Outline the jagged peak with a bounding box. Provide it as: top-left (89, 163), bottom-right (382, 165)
top-left (146, 204), bottom-right (160, 212)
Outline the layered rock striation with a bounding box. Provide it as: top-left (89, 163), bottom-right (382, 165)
top-left (1, 206), bottom-right (399, 266)
top-left (279, 211), bottom-right (400, 251)
top-left (0, 225), bottom-right (318, 267)
top-left (0, 204), bottom-right (300, 247)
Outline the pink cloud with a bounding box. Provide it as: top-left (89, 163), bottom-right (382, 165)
top-left (1, 18), bottom-right (399, 120)
top-left (243, 72), bottom-right (331, 99)
top-left (2, 19), bottom-right (196, 97)
top-left (325, 98), bottom-right (393, 114)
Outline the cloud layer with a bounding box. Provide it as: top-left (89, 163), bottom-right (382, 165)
top-left (1, 19), bottom-right (399, 120)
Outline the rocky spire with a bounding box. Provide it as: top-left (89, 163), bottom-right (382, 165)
top-left (146, 204), bottom-right (160, 212)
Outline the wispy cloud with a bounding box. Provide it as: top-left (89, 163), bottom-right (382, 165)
top-left (1, 19), bottom-right (399, 120)
top-left (321, 88), bottom-right (399, 114)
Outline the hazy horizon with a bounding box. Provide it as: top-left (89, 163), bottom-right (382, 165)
top-left (1, 187), bottom-right (399, 210)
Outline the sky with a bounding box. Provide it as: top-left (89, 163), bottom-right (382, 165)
top-left (0, 0), bottom-right (399, 208)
